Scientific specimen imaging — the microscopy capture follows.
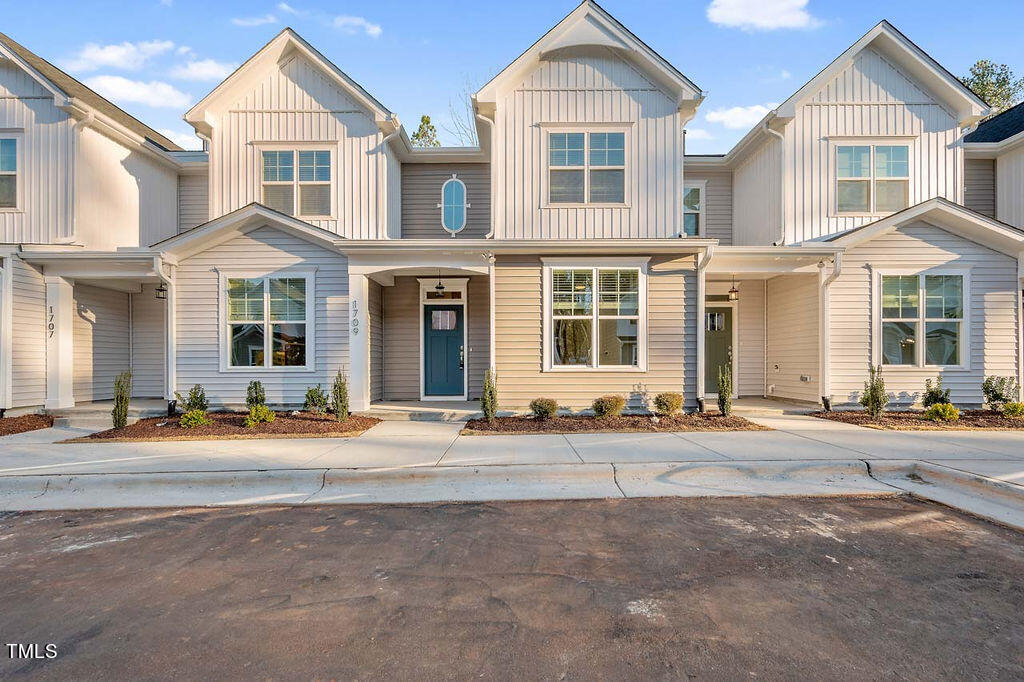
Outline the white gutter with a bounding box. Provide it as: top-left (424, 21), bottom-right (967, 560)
top-left (763, 118), bottom-right (786, 246)
top-left (818, 253), bottom-right (843, 409)
top-left (475, 112), bottom-right (496, 238)
top-left (695, 245), bottom-right (715, 408)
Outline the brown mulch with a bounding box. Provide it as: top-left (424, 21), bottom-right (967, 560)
top-left (813, 409), bottom-right (1024, 430)
top-left (72, 411), bottom-right (380, 442)
top-left (0, 413), bottom-right (54, 437)
top-left (462, 413), bottom-right (768, 435)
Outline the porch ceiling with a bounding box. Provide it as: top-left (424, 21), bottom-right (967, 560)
top-left (706, 247), bottom-right (840, 278)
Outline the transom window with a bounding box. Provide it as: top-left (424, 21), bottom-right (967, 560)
top-left (261, 150), bottom-right (331, 218)
top-left (0, 138), bottom-right (17, 209)
top-left (226, 275), bottom-right (311, 369)
top-left (836, 144), bottom-right (909, 214)
top-left (548, 131), bottom-right (625, 205)
top-left (547, 265), bottom-right (644, 369)
top-left (879, 273), bottom-right (964, 367)
top-left (683, 183), bottom-right (703, 236)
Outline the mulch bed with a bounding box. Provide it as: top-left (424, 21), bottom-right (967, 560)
top-left (71, 411), bottom-right (380, 442)
top-left (463, 413), bottom-right (768, 435)
top-left (0, 414), bottom-right (54, 437)
top-left (813, 409), bottom-right (1024, 430)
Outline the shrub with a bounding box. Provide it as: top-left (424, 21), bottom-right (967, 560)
top-left (175, 384), bottom-right (208, 413)
top-left (653, 392), bottom-right (684, 416)
top-left (592, 395), bottom-right (626, 419)
top-left (923, 403), bottom-right (960, 422)
top-left (982, 376), bottom-right (1020, 412)
top-left (922, 376), bottom-right (951, 408)
top-left (330, 370), bottom-right (349, 423)
top-left (243, 404), bottom-right (276, 428)
top-left (246, 380), bottom-right (266, 410)
top-left (529, 398), bottom-right (559, 419)
top-left (111, 370), bottom-right (132, 429)
top-left (717, 365), bottom-right (733, 417)
top-left (481, 369), bottom-right (498, 422)
top-left (180, 409), bottom-right (211, 429)
top-left (1002, 402), bottom-right (1024, 418)
top-left (860, 365), bottom-right (889, 419)
top-left (304, 385), bottom-right (328, 414)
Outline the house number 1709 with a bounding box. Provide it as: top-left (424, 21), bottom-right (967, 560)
top-left (350, 300), bottom-right (359, 335)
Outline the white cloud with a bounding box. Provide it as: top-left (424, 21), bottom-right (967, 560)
top-left (685, 128), bottom-right (714, 140)
top-left (277, 2), bottom-right (305, 15)
top-left (707, 0), bottom-right (822, 31)
top-left (158, 128), bottom-right (202, 150)
top-left (333, 15), bottom-right (382, 38)
top-left (63, 40), bottom-right (176, 72)
top-left (84, 75), bottom-right (192, 109)
top-left (170, 59), bottom-right (236, 82)
top-left (232, 14), bottom-right (277, 27)
top-left (780, 69), bottom-right (792, 80)
top-left (705, 103), bottom-right (779, 129)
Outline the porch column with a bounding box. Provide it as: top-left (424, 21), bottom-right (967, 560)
top-left (818, 254), bottom-right (842, 409)
top-left (44, 276), bottom-right (75, 410)
top-left (163, 265), bottom-right (177, 402)
top-left (348, 272), bottom-right (371, 412)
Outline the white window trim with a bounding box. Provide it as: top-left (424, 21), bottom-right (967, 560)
top-left (257, 144), bottom-right (335, 219)
top-left (683, 179), bottom-right (707, 238)
top-left (438, 174), bottom-right (470, 235)
top-left (830, 137), bottom-right (914, 218)
top-left (217, 267), bottom-right (317, 373)
top-left (0, 131), bottom-right (24, 213)
top-left (541, 257), bottom-right (649, 373)
top-left (417, 277), bottom-right (469, 400)
top-left (541, 125), bottom-right (630, 209)
top-left (871, 267), bottom-right (971, 371)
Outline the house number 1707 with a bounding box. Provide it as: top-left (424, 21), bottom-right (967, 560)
top-left (47, 306), bottom-right (55, 338)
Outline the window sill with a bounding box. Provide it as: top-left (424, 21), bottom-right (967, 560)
top-left (543, 203), bottom-right (630, 210)
top-left (831, 211), bottom-right (902, 218)
top-left (0, 207), bottom-right (23, 213)
top-left (219, 366), bottom-right (316, 373)
top-left (543, 365), bottom-right (647, 373)
top-left (879, 365), bottom-right (970, 372)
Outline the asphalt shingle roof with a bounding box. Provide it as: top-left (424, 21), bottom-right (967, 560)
top-left (964, 102), bottom-right (1024, 143)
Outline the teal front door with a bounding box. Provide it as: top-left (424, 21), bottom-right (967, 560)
top-left (424, 305), bottom-right (464, 397)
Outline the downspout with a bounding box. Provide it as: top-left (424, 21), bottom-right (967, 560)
top-left (695, 245), bottom-right (715, 412)
top-left (377, 120), bottom-right (402, 239)
top-left (817, 253), bottom-right (843, 411)
top-left (763, 119), bottom-right (786, 247)
top-left (475, 112), bottom-right (496, 238)
top-left (67, 112), bottom-right (95, 244)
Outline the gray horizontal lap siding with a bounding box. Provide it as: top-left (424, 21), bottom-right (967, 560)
top-left (73, 284), bottom-right (131, 403)
top-left (400, 163), bottom-right (490, 238)
top-left (685, 169), bottom-right (733, 244)
top-left (174, 225), bottom-right (349, 407)
top-left (131, 285), bottom-right (166, 398)
top-left (963, 158), bottom-right (995, 219)
top-left (10, 257), bottom-right (46, 407)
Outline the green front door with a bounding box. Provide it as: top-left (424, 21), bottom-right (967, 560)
top-left (705, 306), bottom-right (733, 394)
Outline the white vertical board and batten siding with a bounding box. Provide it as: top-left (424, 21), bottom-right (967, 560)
top-left (174, 226), bottom-right (349, 406)
top-left (493, 48), bottom-right (682, 239)
top-left (732, 140), bottom-right (781, 246)
top-left (10, 257), bottom-right (46, 407)
top-left (996, 146), bottom-right (1024, 228)
top-left (208, 54), bottom-right (394, 238)
top-left (829, 223), bottom-right (1018, 406)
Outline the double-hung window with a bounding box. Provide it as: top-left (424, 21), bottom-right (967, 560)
top-left (879, 272), bottom-right (965, 367)
top-left (836, 144), bottom-right (909, 214)
top-left (546, 262), bottom-right (645, 370)
top-left (548, 131), bottom-right (625, 205)
top-left (683, 182), bottom-right (704, 236)
top-left (0, 138), bottom-right (17, 209)
top-left (226, 274), bottom-right (312, 370)
top-left (261, 150), bottom-right (331, 218)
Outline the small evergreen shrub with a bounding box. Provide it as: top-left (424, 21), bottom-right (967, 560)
top-left (922, 376), bottom-right (951, 408)
top-left (592, 395), bottom-right (626, 419)
top-left (653, 392), bottom-right (684, 416)
top-left (180, 409), bottom-right (211, 429)
top-left (330, 370), bottom-right (349, 423)
top-left (860, 365), bottom-right (889, 419)
top-left (246, 380), bottom-right (266, 410)
top-left (717, 365), bottom-right (733, 417)
top-left (304, 385), bottom-right (328, 414)
top-left (243, 404), bottom-right (276, 428)
top-left (923, 403), bottom-right (960, 422)
top-left (175, 384), bottom-right (209, 413)
top-left (982, 376), bottom-right (1020, 412)
top-left (111, 370), bottom-right (132, 429)
top-left (481, 369), bottom-right (498, 422)
top-left (529, 398), bottom-right (559, 419)
top-left (1002, 402), bottom-right (1024, 418)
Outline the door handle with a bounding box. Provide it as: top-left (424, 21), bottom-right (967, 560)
top-left (459, 345), bottom-right (465, 370)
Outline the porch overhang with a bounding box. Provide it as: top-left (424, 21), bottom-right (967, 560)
top-left (706, 245), bottom-right (843, 277)
top-left (16, 250), bottom-right (165, 292)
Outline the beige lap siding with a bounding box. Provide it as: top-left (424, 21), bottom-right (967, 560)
top-left (736, 280), bottom-right (766, 396)
top-left (131, 284), bottom-right (166, 398)
top-left (174, 225), bottom-right (349, 407)
top-left (10, 257), bottom-right (46, 408)
top-left (73, 284), bottom-right (131, 402)
top-left (829, 223), bottom-right (1019, 406)
top-left (765, 274), bottom-right (820, 403)
top-left (493, 254), bottom-right (696, 410)
top-left (368, 279), bottom-right (383, 402)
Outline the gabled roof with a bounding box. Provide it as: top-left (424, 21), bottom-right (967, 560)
top-left (821, 197), bottom-right (1024, 257)
top-left (185, 28), bottom-right (394, 138)
top-left (0, 32), bottom-right (182, 151)
top-left (474, 0), bottom-right (702, 112)
top-left (153, 203), bottom-right (342, 260)
top-left (964, 102), bottom-right (1024, 144)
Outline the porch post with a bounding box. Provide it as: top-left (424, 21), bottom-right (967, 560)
top-left (348, 272), bottom-right (371, 412)
top-left (44, 275), bottom-right (75, 410)
top-left (163, 265), bottom-right (177, 403)
top-left (0, 256), bottom-right (11, 410)
top-left (818, 253), bottom-right (842, 410)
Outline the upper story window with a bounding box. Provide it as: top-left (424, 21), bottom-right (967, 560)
top-left (683, 182), bottom-right (704, 237)
top-left (0, 138), bottom-right (17, 209)
top-left (225, 274), bottom-right (312, 370)
top-left (439, 175), bottom-right (469, 234)
top-left (836, 144), bottom-right (909, 214)
top-left (878, 272), bottom-right (965, 368)
top-left (261, 150), bottom-right (331, 218)
top-left (548, 131), bottom-right (625, 205)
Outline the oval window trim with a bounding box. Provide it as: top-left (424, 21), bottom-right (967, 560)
top-left (439, 175), bottom-right (469, 234)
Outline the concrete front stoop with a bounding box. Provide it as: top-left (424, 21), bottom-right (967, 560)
top-left (46, 399), bottom-right (168, 430)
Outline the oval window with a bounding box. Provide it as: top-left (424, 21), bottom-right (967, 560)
top-left (440, 175), bottom-right (468, 233)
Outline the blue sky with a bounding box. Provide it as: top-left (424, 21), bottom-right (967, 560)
top-left (3, 0), bottom-right (1022, 153)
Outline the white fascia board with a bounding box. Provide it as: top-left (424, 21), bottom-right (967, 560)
top-left (0, 42), bottom-right (69, 106)
top-left (335, 238), bottom-right (717, 256)
top-left (964, 130), bottom-right (1024, 158)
